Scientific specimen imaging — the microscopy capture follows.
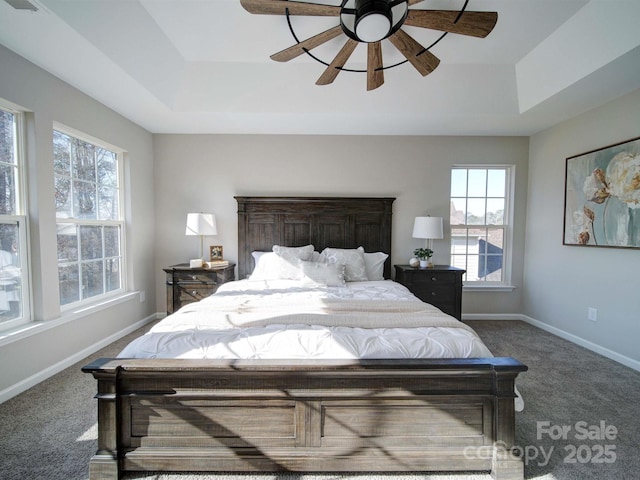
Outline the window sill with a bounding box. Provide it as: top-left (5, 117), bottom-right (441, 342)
top-left (463, 284), bottom-right (516, 292)
top-left (0, 291), bottom-right (139, 347)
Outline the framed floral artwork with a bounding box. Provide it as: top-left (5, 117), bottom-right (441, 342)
top-left (563, 136), bottom-right (640, 248)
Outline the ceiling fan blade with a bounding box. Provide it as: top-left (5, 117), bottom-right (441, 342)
top-left (271, 25), bottom-right (343, 62)
top-left (240, 0), bottom-right (341, 16)
top-left (316, 39), bottom-right (359, 85)
top-left (388, 29), bottom-right (439, 76)
top-left (367, 42), bottom-right (384, 91)
top-left (405, 10), bottom-right (498, 38)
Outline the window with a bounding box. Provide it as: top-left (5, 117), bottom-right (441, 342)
top-left (54, 127), bottom-right (124, 307)
top-left (0, 103), bottom-right (30, 330)
top-left (450, 166), bottom-right (513, 285)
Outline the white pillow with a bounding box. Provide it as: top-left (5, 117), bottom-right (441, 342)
top-left (319, 247), bottom-right (368, 282)
top-left (251, 250), bottom-right (268, 265)
top-left (360, 247), bottom-right (389, 281)
top-left (249, 252), bottom-right (301, 281)
top-left (299, 261), bottom-right (346, 287)
top-left (272, 244), bottom-right (314, 262)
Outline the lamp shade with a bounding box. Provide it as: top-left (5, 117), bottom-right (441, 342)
top-left (185, 213), bottom-right (217, 236)
top-left (412, 216), bottom-right (443, 239)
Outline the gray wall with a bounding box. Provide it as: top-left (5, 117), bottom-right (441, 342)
top-left (0, 45), bottom-right (157, 398)
top-left (153, 134), bottom-right (530, 316)
top-left (524, 88), bottom-right (640, 366)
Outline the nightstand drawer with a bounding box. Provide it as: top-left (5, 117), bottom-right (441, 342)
top-left (411, 272), bottom-right (457, 287)
top-left (177, 284), bottom-right (214, 303)
top-left (411, 285), bottom-right (454, 303)
top-left (173, 271), bottom-right (217, 285)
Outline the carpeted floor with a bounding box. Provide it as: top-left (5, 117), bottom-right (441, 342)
top-left (0, 320), bottom-right (639, 480)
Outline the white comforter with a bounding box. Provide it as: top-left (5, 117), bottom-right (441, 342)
top-left (119, 279), bottom-right (492, 360)
top-left (118, 279), bottom-right (524, 411)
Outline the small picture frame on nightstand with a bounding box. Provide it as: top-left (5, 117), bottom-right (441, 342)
top-left (209, 245), bottom-right (223, 261)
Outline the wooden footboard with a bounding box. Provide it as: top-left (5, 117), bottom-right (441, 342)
top-left (83, 357), bottom-right (527, 480)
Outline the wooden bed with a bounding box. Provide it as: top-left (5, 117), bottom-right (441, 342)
top-left (83, 196), bottom-right (527, 480)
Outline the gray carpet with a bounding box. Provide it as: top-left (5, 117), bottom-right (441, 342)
top-left (0, 320), bottom-right (638, 480)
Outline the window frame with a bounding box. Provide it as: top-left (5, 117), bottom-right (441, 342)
top-left (0, 101), bottom-right (31, 331)
top-left (53, 123), bottom-right (127, 310)
top-left (450, 164), bottom-right (515, 288)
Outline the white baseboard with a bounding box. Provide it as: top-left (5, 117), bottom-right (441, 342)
top-left (0, 313), bottom-right (160, 404)
top-left (462, 313), bottom-right (522, 321)
top-left (464, 313), bottom-right (640, 372)
top-left (519, 314), bottom-right (640, 372)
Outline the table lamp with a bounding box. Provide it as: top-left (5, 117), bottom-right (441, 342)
top-left (412, 216), bottom-right (443, 268)
top-left (185, 213), bottom-right (217, 267)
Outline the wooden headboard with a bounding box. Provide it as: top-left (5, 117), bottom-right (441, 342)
top-left (236, 196), bottom-right (395, 280)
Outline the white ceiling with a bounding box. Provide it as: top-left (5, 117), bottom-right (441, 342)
top-left (0, 0), bottom-right (639, 135)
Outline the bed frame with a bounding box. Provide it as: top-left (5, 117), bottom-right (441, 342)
top-left (83, 196), bottom-right (527, 480)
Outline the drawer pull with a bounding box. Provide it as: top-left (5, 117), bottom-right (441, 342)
top-left (191, 290), bottom-right (197, 296)
top-left (431, 292), bottom-right (437, 296)
top-left (431, 277), bottom-right (438, 282)
top-left (192, 275), bottom-right (198, 280)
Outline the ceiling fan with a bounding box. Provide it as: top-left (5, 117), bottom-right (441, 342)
top-left (240, 0), bottom-right (498, 91)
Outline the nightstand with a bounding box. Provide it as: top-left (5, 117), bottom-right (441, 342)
top-left (163, 263), bottom-right (235, 314)
top-left (394, 265), bottom-right (465, 320)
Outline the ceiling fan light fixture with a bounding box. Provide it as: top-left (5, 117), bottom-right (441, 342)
top-left (354, 0), bottom-right (392, 42)
top-left (341, 0), bottom-right (402, 43)
top-left (355, 12), bottom-right (391, 42)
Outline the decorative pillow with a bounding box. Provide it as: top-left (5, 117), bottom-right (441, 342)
top-left (299, 261), bottom-right (346, 287)
top-left (319, 247), bottom-right (368, 282)
top-left (249, 252), bottom-right (301, 281)
top-left (272, 244), bottom-right (314, 262)
top-left (359, 247), bottom-right (388, 281)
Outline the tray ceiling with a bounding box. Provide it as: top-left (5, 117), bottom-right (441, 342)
top-left (0, 0), bottom-right (639, 135)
